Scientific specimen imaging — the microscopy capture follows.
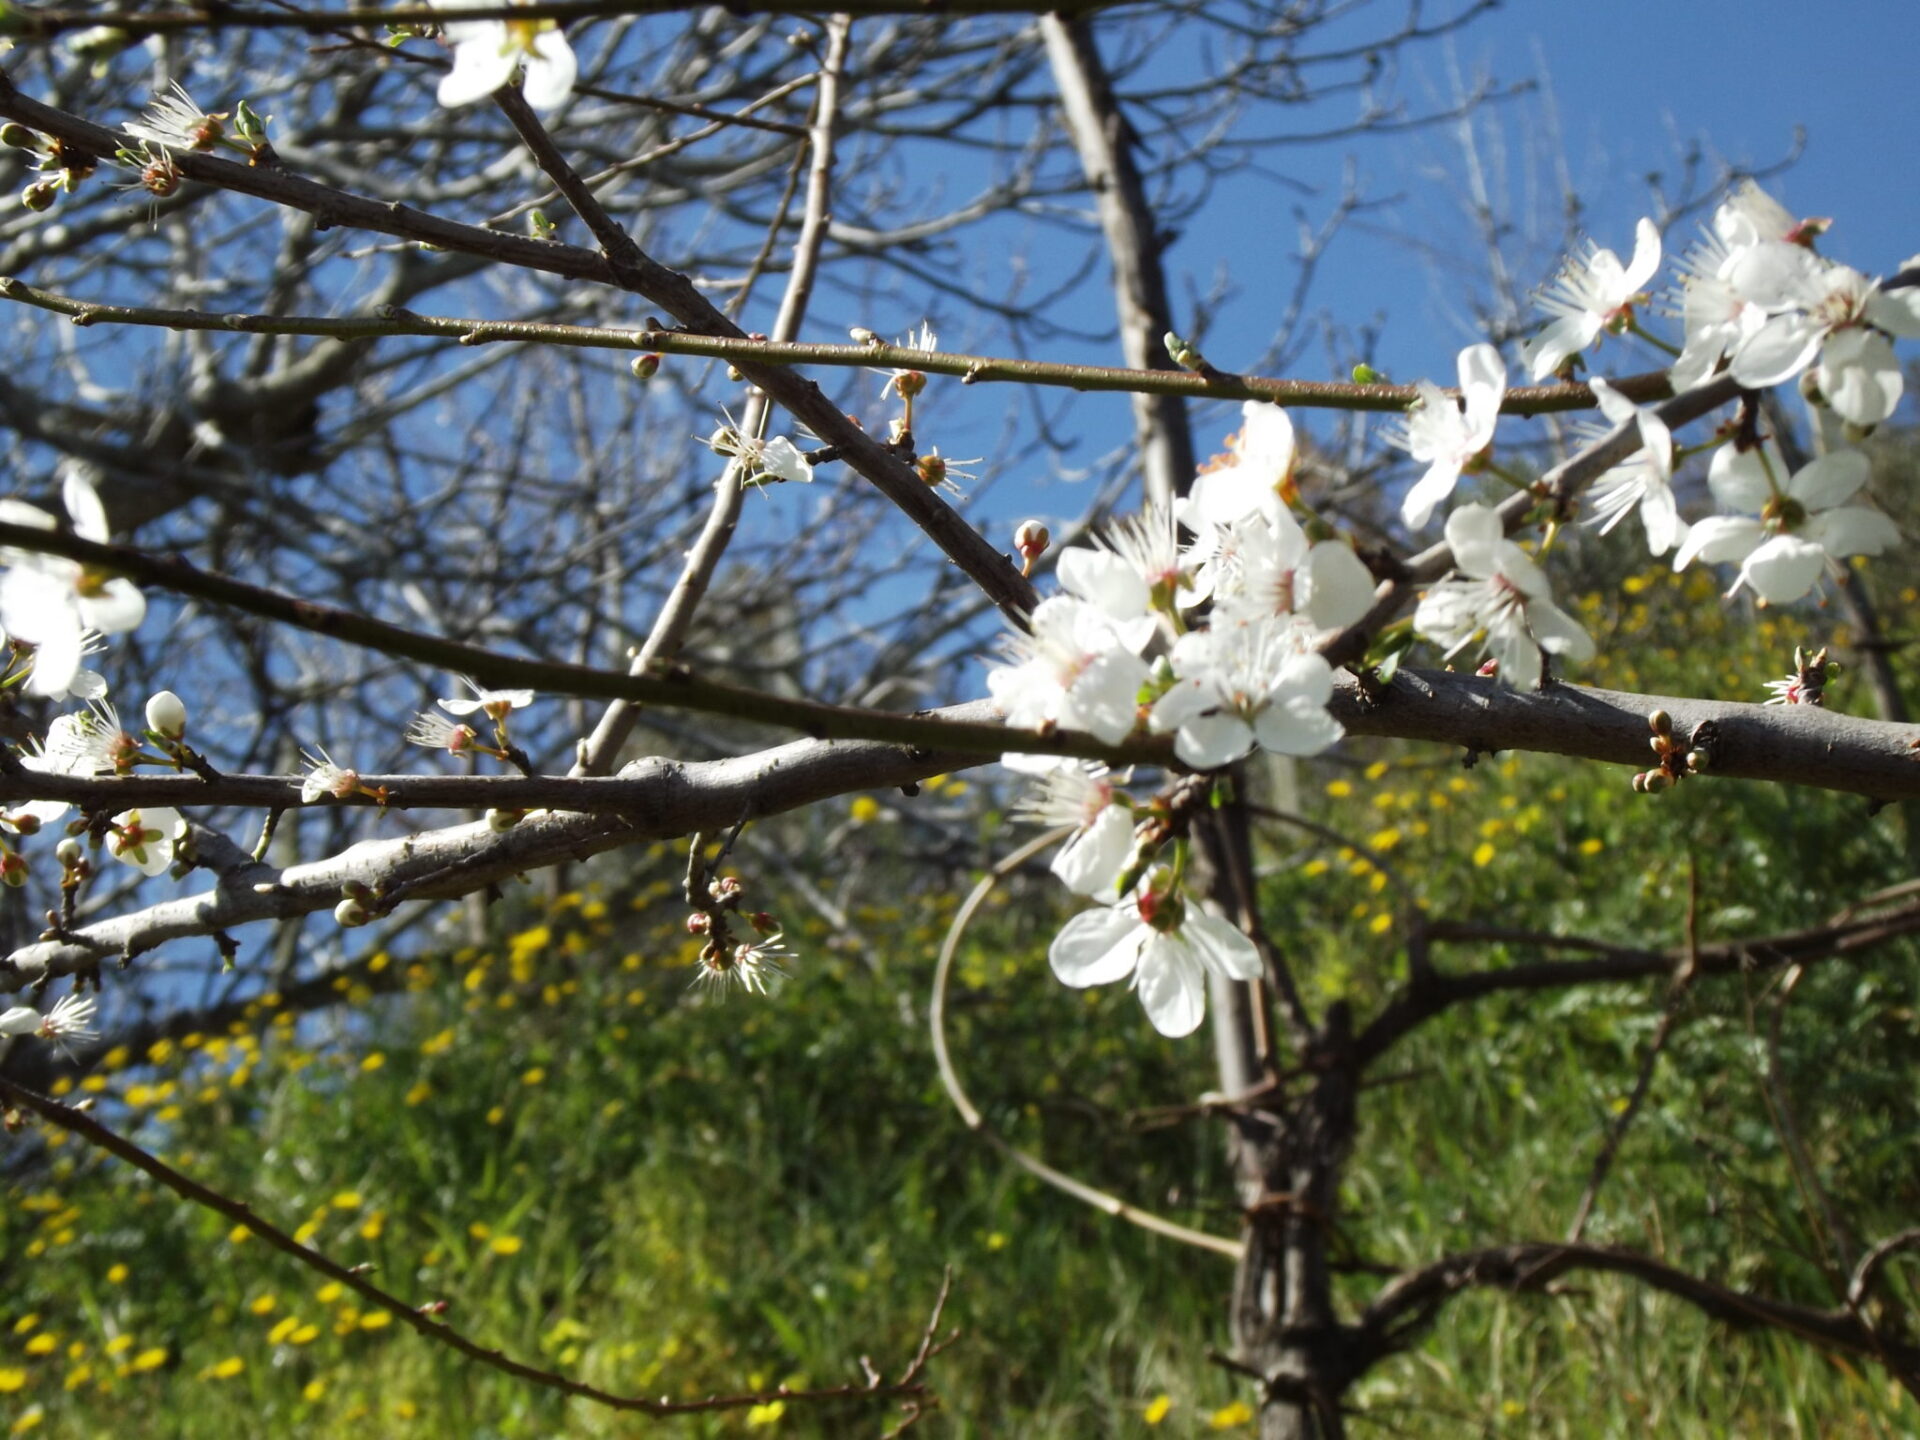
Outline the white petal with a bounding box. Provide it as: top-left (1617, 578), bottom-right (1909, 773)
top-left (1727, 241), bottom-right (1823, 311)
top-left (77, 578), bottom-right (145, 635)
top-left (1457, 342), bottom-right (1507, 427)
top-left (1303, 542), bottom-right (1376, 631)
top-left (1442, 504), bottom-right (1505, 578)
top-left (1740, 535), bottom-right (1826, 604)
top-left (62, 472), bottom-right (110, 542)
top-left (1816, 328), bottom-right (1901, 426)
top-left (1731, 313), bottom-right (1823, 389)
top-left (1639, 485), bottom-right (1685, 556)
top-left (1253, 697), bottom-right (1344, 757)
top-left (1174, 712), bottom-right (1255, 770)
top-left (24, 613), bottom-right (84, 698)
top-left (1805, 505), bottom-right (1900, 560)
top-left (1400, 460), bottom-right (1461, 530)
top-left (1049, 907), bottom-right (1143, 987)
top-left (438, 32), bottom-right (518, 108)
top-left (1788, 450), bottom-right (1870, 510)
top-left (1622, 218), bottom-right (1662, 291)
top-left (1059, 547), bottom-right (1149, 620)
top-left (1865, 285), bottom-right (1920, 340)
top-left (1052, 805), bottom-right (1135, 898)
top-left (1673, 515), bottom-right (1763, 571)
top-left (1527, 596), bottom-right (1593, 661)
top-left (1134, 935), bottom-right (1206, 1037)
top-left (1183, 911), bottom-right (1263, 981)
top-left (1061, 649), bottom-right (1148, 744)
top-left (1707, 442), bottom-right (1784, 514)
top-left (1523, 314), bottom-right (1598, 381)
top-left (519, 31), bottom-right (577, 110)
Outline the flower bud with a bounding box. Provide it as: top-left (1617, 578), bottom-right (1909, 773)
top-left (1647, 709), bottom-right (1671, 737)
top-left (0, 852), bottom-right (28, 887)
top-left (1014, 520), bottom-right (1049, 577)
top-left (686, 912), bottom-right (711, 935)
top-left (1685, 749), bottom-right (1709, 772)
top-left (9, 814), bottom-right (38, 837)
top-left (55, 838), bottom-right (83, 866)
top-left (629, 352), bottom-right (661, 381)
top-left (66, 25), bottom-right (135, 62)
top-left (486, 808), bottom-right (524, 833)
top-left (21, 180), bottom-right (57, 213)
top-left (1642, 771), bottom-right (1672, 793)
top-left (0, 124), bottom-right (39, 151)
top-left (145, 690), bottom-right (188, 739)
top-left (334, 896), bottom-right (370, 927)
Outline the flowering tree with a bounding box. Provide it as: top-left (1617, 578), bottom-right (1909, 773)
top-left (0, 2), bottom-right (1917, 1435)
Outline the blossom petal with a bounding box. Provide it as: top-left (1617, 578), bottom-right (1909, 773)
top-left (1134, 935), bottom-right (1206, 1037)
top-left (1622, 217), bottom-right (1662, 291)
top-left (1048, 906), bottom-right (1142, 987)
top-left (1739, 535), bottom-right (1827, 604)
top-left (1806, 505), bottom-right (1900, 560)
top-left (1788, 450), bottom-right (1870, 510)
top-left (1171, 711), bottom-right (1254, 770)
top-left (1400, 459), bottom-right (1462, 530)
top-left (1253, 697), bottom-right (1344, 757)
top-left (1817, 328), bottom-right (1902, 426)
top-left (519, 31), bottom-right (577, 110)
top-left (1527, 596), bottom-right (1594, 661)
top-left (1303, 542), bottom-right (1376, 631)
top-left (1183, 911), bottom-right (1263, 981)
top-left (1673, 515), bottom-right (1763, 571)
top-left (1052, 805), bottom-right (1135, 898)
top-left (1731, 313), bottom-right (1823, 389)
top-left (1442, 504), bottom-right (1505, 578)
top-left (439, 33), bottom-right (519, 108)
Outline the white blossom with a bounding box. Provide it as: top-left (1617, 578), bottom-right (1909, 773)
top-left (1413, 505), bottom-right (1593, 691)
top-left (107, 806), bottom-right (183, 877)
top-left (987, 596), bottom-right (1149, 746)
top-left (1726, 247), bottom-right (1920, 425)
top-left (708, 418), bottom-right (811, 486)
top-left (1205, 509), bottom-right (1375, 638)
top-left (1582, 377), bottom-right (1683, 556)
top-left (431, 0), bottom-right (577, 111)
top-left (1394, 343), bottom-right (1505, 528)
top-left (301, 747), bottom-right (361, 803)
top-left (0, 992), bottom-right (98, 1043)
top-left (1011, 759), bottom-right (1135, 898)
top-left (1147, 617), bottom-right (1344, 770)
top-left (1055, 505), bottom-right (1185, 650)
top-left (1178, 401), bottom-right (1298, 537)
top-left (1672, 447), bottom-right (1897, 604)
top-left (1049, 879), bottom-right (1261, 1038)
top-left (1521, 219), bottom-right (1662, 381)
top-left (124, 83), bottom-right (227, 152)
top-left (437, 676), bottom-right (535, 719)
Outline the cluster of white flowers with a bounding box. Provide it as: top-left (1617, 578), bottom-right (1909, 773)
top-left (989, 403), bottom-right (1372, 1034)
top-left (995, 182), bottom-right (1915, 1038)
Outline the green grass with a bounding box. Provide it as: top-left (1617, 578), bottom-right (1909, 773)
top-left (4, 564), bottom-right (1918, 1436)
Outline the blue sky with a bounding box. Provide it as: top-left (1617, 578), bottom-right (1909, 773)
top-left (1199, 0), bottom-right (1920, 380)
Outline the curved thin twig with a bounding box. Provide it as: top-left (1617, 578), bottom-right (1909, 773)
top-left (0, 1074), bottom-right (939, 1417)
top-left (929, 829), bottom-right (1244, 1261)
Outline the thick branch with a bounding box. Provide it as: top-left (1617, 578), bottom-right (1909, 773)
top-left (1, 717), bottom-right (998, 990)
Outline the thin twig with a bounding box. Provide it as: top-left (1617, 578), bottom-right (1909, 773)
top-left (928, 831), bottom-right (1245, 1261)
top-left (0, 1074), bottom-right (936, 1417)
